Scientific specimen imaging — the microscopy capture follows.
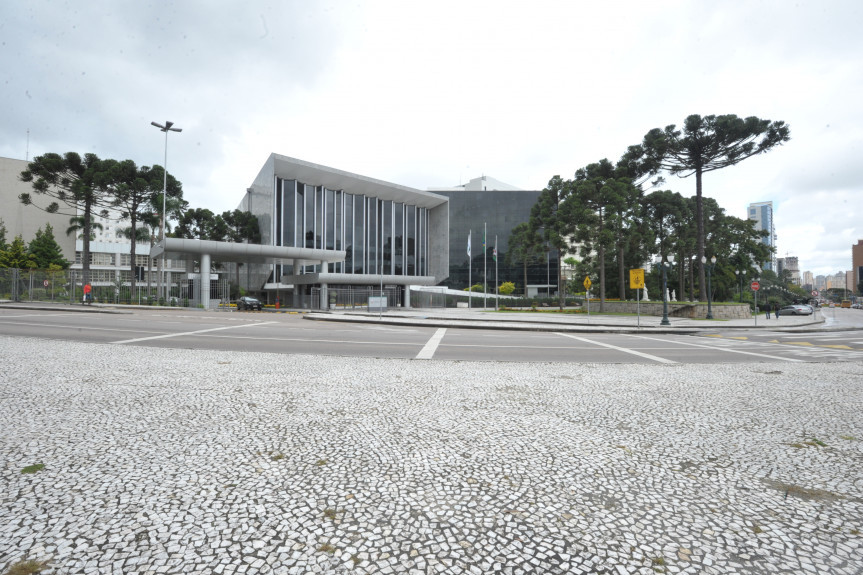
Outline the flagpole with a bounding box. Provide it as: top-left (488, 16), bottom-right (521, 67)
top-left (494, 234), bottom-right (498, 311)
top-left (468, 230), bottom-right (472, 309)
top-left (483, 223), bottom-right (487, 310)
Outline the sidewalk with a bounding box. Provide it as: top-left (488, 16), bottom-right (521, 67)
top-left (2, 300), bottom-right (843, 333)
top-left (307, 306), bottom-right (834, 333)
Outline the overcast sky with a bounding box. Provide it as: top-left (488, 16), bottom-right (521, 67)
top-left (3, 0), bottom-right (860, 277)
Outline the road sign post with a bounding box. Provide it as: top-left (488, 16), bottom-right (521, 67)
top-left (583, 277), bottom-right (592, 323)
top-left (751, 281), bottom-right (760, 326)
top-left (630, 269), bottom-right (645, 327)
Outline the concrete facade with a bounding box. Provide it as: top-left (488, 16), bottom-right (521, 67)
top-left (0, 155), bottom-right (75, 262)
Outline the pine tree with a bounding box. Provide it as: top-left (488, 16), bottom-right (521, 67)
top-left (0, 235), bottom-right (36, 269)
top-left (28, 224), bottom-right (69, 269)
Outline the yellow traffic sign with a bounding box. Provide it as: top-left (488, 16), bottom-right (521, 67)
top-left (629, 268), bottom-right (645, 289)
top-left (583, 276), bottom-right (592, 290)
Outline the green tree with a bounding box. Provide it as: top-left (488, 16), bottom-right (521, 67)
top-left (499, 281), bottom-right (516, 295)
top-left (66, 215), bottom-right (104, 240)
top-left (20, 152), bottom-right (118, 285)
top-left (27, 224), bottom-right (68, 269)
top-left (506, 222), bottom-right (544, 297)
top-left (572, 160), bottom-right (643, 308)
top-left (112, 162), bottom-right (184, 295)
top-left (619, 114), bottom-right (790, 298)
top-left (174, 208), bottom-right (222, 240)
top-left (529, 175), bottom-right (575, 309)
top-left (221, 210), bottom-right (261, 243)
top-left (0, 218), bottom-right (8, 252)
top-left (0, 235), bottom-right (36, 269)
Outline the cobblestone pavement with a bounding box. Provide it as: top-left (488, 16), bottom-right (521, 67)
top-left (2, 335), bottom-right (862, 575)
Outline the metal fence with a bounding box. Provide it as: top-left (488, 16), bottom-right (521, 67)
top-left (311, 287), bottom-right (403, 311)
top-left (0, 268), bottom-right (230, 309)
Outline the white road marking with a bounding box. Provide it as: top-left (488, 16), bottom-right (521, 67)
top-left (112, 321), bottom-right (277, 344)
top-left (416, 328), bottom-right (447, 360)
top-left (556, 333), bottom-right (678, 364)
top-left (630, 334), bottom-right (804, 362)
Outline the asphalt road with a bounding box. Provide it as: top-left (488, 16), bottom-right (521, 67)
top-left (3, 306), bottom-right (863, 364)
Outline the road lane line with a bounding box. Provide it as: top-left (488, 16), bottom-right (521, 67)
top-left (556, 333), bottom-right (677, 364)
top-left (112, 321), bottom-right (277, 344)
top-left (629, 334), bottom-right (804, 362)
top-left (416, 328), bottom-right (447, 360)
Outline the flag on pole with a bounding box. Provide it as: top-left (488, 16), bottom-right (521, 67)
top-left (467, 230), bottom-right (471, 257)
top-left (483, 228), bottom-right (486, 250)
top-left (493, 238), bottom-right (497, 262)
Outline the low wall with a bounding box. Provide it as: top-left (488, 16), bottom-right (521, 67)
top-left (588, 300), bottom-right (752, 319)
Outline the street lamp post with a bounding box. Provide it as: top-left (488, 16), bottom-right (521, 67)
top-left (660, 254), bottom-right (675, 326)
top-left (702, 255), bottom-right (717, 319)
top-left (151, 121), bottom-right (182, 302)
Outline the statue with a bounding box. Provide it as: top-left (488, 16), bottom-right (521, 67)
top-left (671, 290), bottom-right (676, 301)
top-left (665, 288), bottom-right (670, 302)
top-left (643, 286), bottom-right (649, 301)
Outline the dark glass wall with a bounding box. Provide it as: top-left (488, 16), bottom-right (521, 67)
top-left (274, 178), bottom-right (429, 279)
top-left (437, 189), bottom-right (557, 290)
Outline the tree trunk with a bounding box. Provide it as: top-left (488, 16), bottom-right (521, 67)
top-left (618, 243), bottom-right (625, 301)
top-left (557, 252), bottom-right (564, 310)
top-left (696, 167), bottom-right (706, 300)
top-left (82, 203), bottom-right (92, 287)
top-left (129, 215), bottom-right (137, 298)
top-left (598, 243), bottom-right (606, 312)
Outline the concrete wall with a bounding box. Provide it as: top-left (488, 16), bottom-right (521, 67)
top-left (590, 301), bottom-right (753, 319)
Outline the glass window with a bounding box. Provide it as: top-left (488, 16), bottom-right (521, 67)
top-left (282, 179), bottom-right (296, 247)
top-left (354, 195), bottom-right (365, 274)
top-left (304, 184), bottom-right (315, 249)
top-left (407, 205), bottom-right (416, 275)
top-left (344, 193), bottom-right (353, 274)
top-left (381, 200), bottom-right (392, 275)
top-left (393, 202), bottom-right (404, 275)
top-left (367, 197), bottom-right (377, 274)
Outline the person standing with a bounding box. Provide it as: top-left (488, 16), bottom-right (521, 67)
top-left (774, 302), bottom-right (781, 319)
top-left (765, 302), bottom-right (771, 319)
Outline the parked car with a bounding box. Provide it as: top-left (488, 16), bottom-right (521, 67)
top-left (776, 304), bottom-right (813, 316)
top-left (235, 296), bottom-right (263, 311)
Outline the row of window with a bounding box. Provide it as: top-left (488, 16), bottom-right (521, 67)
top-left (74, 252), bottom-right (181, 268)
top-left (275, 179), bottom-right (429, 277)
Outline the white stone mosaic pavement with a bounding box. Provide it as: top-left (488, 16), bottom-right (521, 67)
top-left (1, 336), bottom-right (862, 574)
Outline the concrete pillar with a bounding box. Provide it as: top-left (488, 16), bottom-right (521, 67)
top-left (292, 259), bottom-right (300, 308)
top-left (201, 253), bottom-right (211, 309)
top-left (321, 282), bottom-right (328, 311)
top-left (403, 285), bottom-right (410, 308)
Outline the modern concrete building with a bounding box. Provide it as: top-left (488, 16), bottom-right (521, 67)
top-left (221, 154), bottom-right (450, 309)
top-left (0, 155), bottom-right (75, 261)
top-left (748, 201), bottom-right (775, 272)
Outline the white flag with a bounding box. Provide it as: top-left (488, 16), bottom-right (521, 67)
top-left (467, 230), bottom-right (471, 257)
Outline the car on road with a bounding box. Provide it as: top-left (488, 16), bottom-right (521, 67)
top-left (235, 296), bottom-right (263, 311)
top-left (777, 304), bottom-right (813, 316)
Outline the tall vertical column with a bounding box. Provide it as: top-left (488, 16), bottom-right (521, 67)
top-left (201, 253), bottom-right (211, 309)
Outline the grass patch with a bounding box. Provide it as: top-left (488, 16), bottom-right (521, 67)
top-left (315, 459), bottom-right (328, 466)
top-left (317, 543), bottom-right (336, 554)
top-left (840, 435), bottom-right (856, 441)
top-left (20, 464), bottom-right (45, 474)
top-left (751, 524), bottom-right (764, 534)
top-left (323, 508), bottom-right (337, 520)
top-left (3, 559), bottom-right (51, 575)
top-left (271, 453), bottom-right (285, 461)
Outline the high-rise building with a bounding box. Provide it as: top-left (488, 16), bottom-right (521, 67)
top-left (853, 239), bottom-right (863, 295)
top-left (801, 270), bottom-right (814, 290)
top-left (748, 201), bottom-right (775, 272)
top-left (784, 256), bottom-right (800, 285)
